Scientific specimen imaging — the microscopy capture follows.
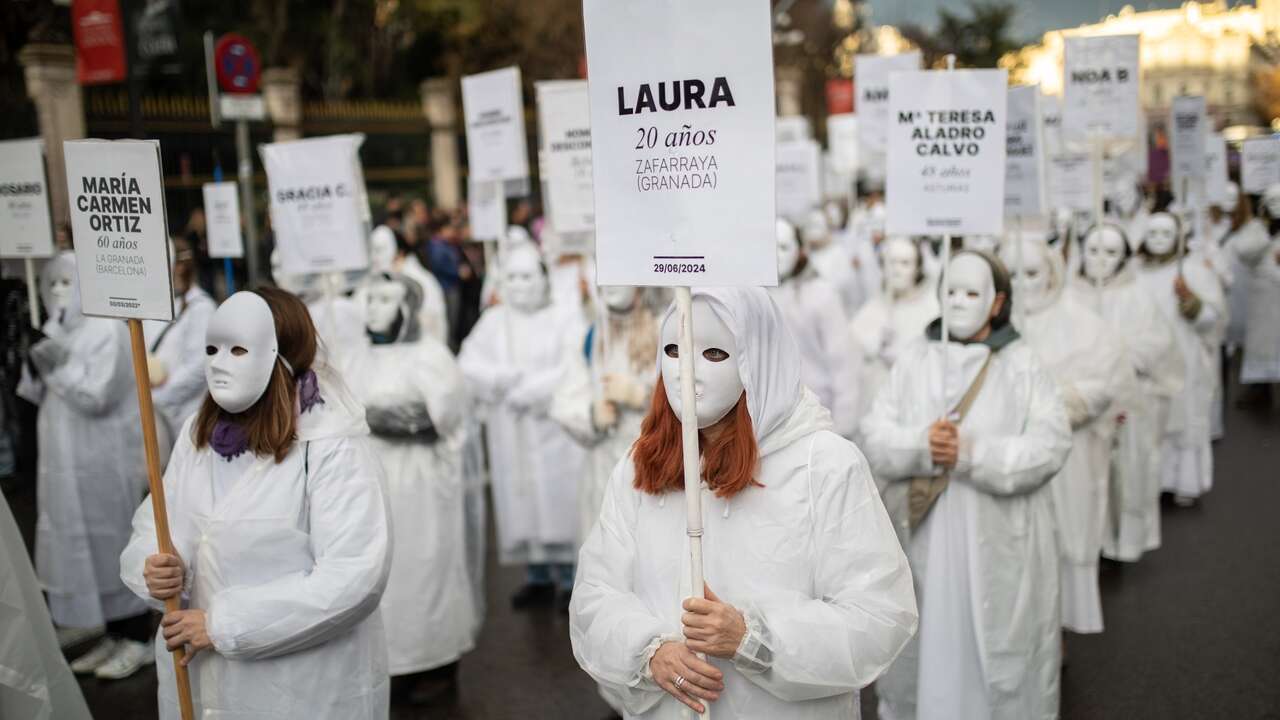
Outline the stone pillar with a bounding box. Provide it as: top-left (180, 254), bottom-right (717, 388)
top-left (421, 78), bottom-right (461, 211)
top-left (775, 66), bottom-right (804, 117)
top-left (19, 44), bottom-right (84, 229)
top-left (262, 67), bottom-right (302, 142)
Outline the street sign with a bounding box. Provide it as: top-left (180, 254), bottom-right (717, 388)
top-left (214, 33), bottom-right (261, 95)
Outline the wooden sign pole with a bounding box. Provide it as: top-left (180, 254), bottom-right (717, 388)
top-left (126, 319), bottom-right (195, 720)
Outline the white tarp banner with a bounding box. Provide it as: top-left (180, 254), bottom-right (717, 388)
top-left (827, 113), bottom-right (858, 175)
top-left (0, 138), bottom-right (55, 258)
top-left (1169, 95), bottom-right (1207, 189)
top-left (535, 80), bottom-right (595, 237)
top-left (583, 0), bottom-right (777, 286)
top-left (1203, 132), bottom-right (1229, 207)
top-left (886, 68), bottom-right (1008, 236)
top-left (1241, 136), bottom-right (1280, 194)
top-left (1063, 34), bottom-right (1140, 142)
top-left (1005, 85), bottom-right (1045, 219)
top-left (469, 179), bottom-right (507, 243)
top-left (776, 139), bottom-right (822, 222)
top-left (462, 66), bottom-right (530, 185)
top-left (202, 181), bottom-right (243, 259)
top-left (63, 139), bottom-right (174, 321)
top-left (855, 51), bottom-right (922, 184)
top-left (1046, 151), bottom-right (1094, 212)
top-left (262, 134), bottom-right (370, 276)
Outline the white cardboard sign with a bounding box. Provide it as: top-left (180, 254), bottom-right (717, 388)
top-left (855, 51), bottom-right (922, 183)
top-left (535, 80), bottom-right (595, 236)
top-left (1005, 85), bottom-right (1045, 219)
top-left (262, 134), bottom-right (369, 276)
top-left (583, 0), bottom-right (777, 286)
top-left (63, 139), bottom-right (174, 321)
top-left (202, 181), bottom-right (243, 259)
top-left (0, 138), bottom-right (55, 258)
top-left (886, 69), bottom-right (1008, 236)
top-left (1063, 34), bottom-right (1140, 142)
top-left (1046, 151), bottom-right (1094, 212)
top-left (462, 66), bottom-right (530, 185)
top-left (1169, 96), bottom-right (1206, 187)
top-left (776, 116), bottom-right (811, 143)
top-left (776, 139), bottom-right (822, 222)
top-left (1241, 136), bottom-right (1280, 195)
top-left (1203, 132), bottom-right (1229, 207)
top-left (827, 113), bottom-right (858, 175)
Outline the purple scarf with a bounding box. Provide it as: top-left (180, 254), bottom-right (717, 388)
top-left (210, 370), bottom-right (324, 461)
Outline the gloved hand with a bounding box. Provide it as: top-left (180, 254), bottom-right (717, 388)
top-left (29, 337), bottom-right (69, 376)
top-left (1061, 384), bottom-right (1091, 429)
top-left (602, 373), bottom-right (649, 410)
top-left (491, 368), bottom-right (524, 400)
top-left (506, 380), bottom-right (541, 414)
top-left (366, 402), bottom-right (439, 441)
top-left (593, 398), bottom-right (619, 431)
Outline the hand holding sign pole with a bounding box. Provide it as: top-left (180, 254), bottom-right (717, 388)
top-left (63, 139), bottom-right (194, 720)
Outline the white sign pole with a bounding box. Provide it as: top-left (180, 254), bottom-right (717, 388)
top-left (939, 55), bottom-right (956, 419)
top-left (673, 284), bottom-right (705, 621)
top-left (25, 259), bottom-right (39, 329)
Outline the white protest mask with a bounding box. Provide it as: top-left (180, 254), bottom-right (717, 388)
top-left (369, 226), bottom-right (398, 273)
top-left (1109, 182), bottom-right (1140, 216)
top-left (40, 253), bottom-right (76, 316)
top-left (882, 236), bottom-right (919, 294)
top-left (205, 292), bottom-right (282, 414)
top-left (963, 234), bottom-right (999, 255)
top-left (824, 201), bottom-right (844, 231)
top-left (365, 277), bottom-right (406, 334)
top-left (1263, 183), bottom-right (1280, 218)
top-left (776, 219), bottom-right (801, 279)
top-left (501, 243), bottom-right (548, 312)
top-left (800, 208), bottom-right (831, 249)
top-left (660, 298), bottom-right (744, 429)
top-left (1144, 213), bottom-right (1179, 256)
top-left (944, 253), bottom-right (997, 341)
top-left (1000, 239), bottom-right (1053, 314)
top-left (1082, 225), bottom-right (1128, 282)
top-left (601, 285), bottom-right (639, 313)
top-left (1219, 182), bottom-right (1239, 213)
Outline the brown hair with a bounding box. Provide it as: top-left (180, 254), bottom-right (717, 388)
top-left (631, 376), bottom-right (760, 499)
top-left (171, 236), bottom-right (196, 299)
top-left (193, 287), bottom-right (319, 463)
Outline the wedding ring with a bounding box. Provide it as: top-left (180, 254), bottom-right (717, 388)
top-left (674, 674), bottom-right (686, 689)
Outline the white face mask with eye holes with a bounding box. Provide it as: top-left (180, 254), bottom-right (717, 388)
top-left (944, 254), bottom-right (997, 341)
top-left (1000, 239), bottom-right (1053, 315)
top-left (205, 292), bottom-right (282, 414)
top-left (660, 298), bottom-right (744, 429)
top-left (882, 237), bottom-right (919, 295)
top-left (1144, 213), bottom-right (1179, 256)
top-left (776, 220), bottom-right (801, 279)
top-left (1083, 226), bottom-right (1127, 282)
top-left (364, 278), bottom-right (406, 335)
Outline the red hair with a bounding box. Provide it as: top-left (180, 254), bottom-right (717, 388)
top-left (631, 376), bottom-right (760, 499)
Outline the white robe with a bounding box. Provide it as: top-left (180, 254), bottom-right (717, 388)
top-left (120, 369), bottom-right (392, 720)
top-left (1068, 269), bottom-right (1182, 562)
top-left (143, 286), bottom-right (216, 431)
top-left (1137, 255), bottom-right (1225, 499)
top-left (1239, 235), bottom-right (1280, 383)
top-left (458, 303), bottom-right (585, 564)
top-left (1222, 219), bottom-right (1269, 349)
top-left (862, 337), bottom-right (1071, 720)
top-left (1017, 293), bottom-right (1124, 634)
top-left (767, 272), bottom-right (859, 437)
top-left (808, 242), bottom-right (871, 317)
top-left (848, 281), bottom-right (939, 433)
top-left (343, 336), bottom-right (476, 674)
top-left (37, 313), bottom-right (148, 628)
top-left (571, 286), bottom-right (916, 720)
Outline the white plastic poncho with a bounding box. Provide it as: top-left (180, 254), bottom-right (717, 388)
top-left (341, 318), bottom-right (476, 674)
top-left (1067, 267), bottom-right (1182, 562)
top-left (34, 254), bottom-right (149, 629)
top-left (766, 271), bottom-right (860, 437)
top-left (862, 325), bottom-right (1071, 720)
top-left (0, 492), bottom-right (93, 720)
top-left (1239, 234), bottom-right (1280, 383)
top-left (119, 365), bottom-right (392, 720)
top-left (1222, 218), bottom-right (1269, 349)
top-left (1137, 253), bottom-right (1226, 499)
top-left (849, 278), bottom-right (939, 433)
top-left (1006, 242), bottom-right (1125, 634)
top-left (143, 285), bottom-right (216, 430)
top-left (570, 287), bottom-right (917, 720)
top-left (459, 302), bottom-right (586, 565)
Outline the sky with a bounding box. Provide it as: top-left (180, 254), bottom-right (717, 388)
top-left (866, 0), bottom-right (1201, 41)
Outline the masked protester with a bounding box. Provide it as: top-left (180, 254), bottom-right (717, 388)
top-left (1002, 238), bottom-right (1125, 634)
top-left (143, 237), bottom-right (217, 432)
top-left (25, 253), bottom-right (153, 679)
top-left (1221, 184), bottom-right (1268, 355)
top-left (120, 288), bottom-right (392, 719)
top-left (1105, 175), bottom-right (1150, 254)
top-left (1137, 212), bottom-right (1226, 506)
top-left (343, 272), bottom-right (476, 703)
top-left (768, 219), bottom-right (860, 437)
top-left (570, 287), bottom-right (916, 719)
top-left (862, 250), bottom-right (1071, 720)
top-left (799, 208), bottom-right (870, 315)
top-left (1236, 184), bottom-right (1280, 395)
top-left (849, 236), bottom-right (939, 433)
top-left (459, 242), bottom-right (585, 610)
top-left (362, 225), bottom-right (449, 345)
top-left (1068, 224), bottom-right (1182, 562)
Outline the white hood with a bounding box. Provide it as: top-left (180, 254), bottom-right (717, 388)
top-left (658, 287), bottom-right (832, 458)
top-left (295, 353), bottom-right (370, 442)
